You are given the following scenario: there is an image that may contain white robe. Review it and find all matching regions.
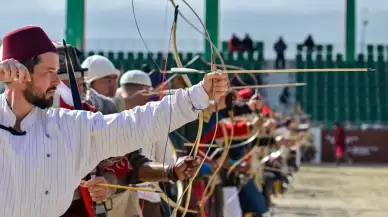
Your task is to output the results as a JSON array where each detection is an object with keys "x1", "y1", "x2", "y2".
[
  {"x1": 223, "y1": 187, "x2": 242, "y2": 217},
  {"x1": 0, "y1": 83, "x2": 208, "y2": 217}
]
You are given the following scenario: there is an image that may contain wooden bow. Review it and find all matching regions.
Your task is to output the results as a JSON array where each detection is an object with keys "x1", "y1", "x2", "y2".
[
  {"x1": 168, "y1": 5, "x2": 204, "y2": 217},
  {"x1": 167, "y1": 2, "x2": 237, "y2": 216},
  {"x1": 130, "y1": 1, "x2": 201, "y2": 214}
]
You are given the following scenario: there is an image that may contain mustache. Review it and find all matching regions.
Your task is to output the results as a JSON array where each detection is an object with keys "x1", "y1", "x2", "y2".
[{"x1": 46, "y1": 86, "x2": 57, "y2": 92}]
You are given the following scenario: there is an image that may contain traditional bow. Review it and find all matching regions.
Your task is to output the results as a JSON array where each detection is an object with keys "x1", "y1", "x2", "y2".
[
  {"x1": 130, "y1": 2, "x2": 209, "y2": 216},
  {"x1": 166, "y1": 2, "x2": 237, "y2": 216},
  {"x1": 132, "y1": 1, "x2": 371, "y2": 216},
  {"x1": 170, "y1": 6, "x2": 208, "y2": 217}
]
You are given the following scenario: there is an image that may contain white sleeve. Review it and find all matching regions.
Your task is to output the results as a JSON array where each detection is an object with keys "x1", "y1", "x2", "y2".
[
  {"x1": 149, "y1": 139, "x2": 175, "y2": 165},
  {"x1": 62, "y1": 83, "x2": 208, "y2": 176}
]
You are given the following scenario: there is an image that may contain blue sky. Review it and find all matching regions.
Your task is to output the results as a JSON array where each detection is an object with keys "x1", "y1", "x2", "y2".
[{"x1": 1, "y1": 0, "x2": 387, "y2": 58}]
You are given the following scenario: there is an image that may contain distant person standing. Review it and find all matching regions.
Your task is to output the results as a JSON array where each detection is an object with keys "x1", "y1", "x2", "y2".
[
  {"x1": 241, "y1": 33, "x2": 254, "y2": 52},
  {"x1": 334, "y1": 122, "x2": 346, "y2": 166},
  {"x1": 228, "y1": 33, "x2": 242, "y2": 52},
  {"x1": 303, "y1": 35, "x2": 315, "y2": 53},
  {"x1": 274, "y1": 37, "x2": 287, "y2": 69}
]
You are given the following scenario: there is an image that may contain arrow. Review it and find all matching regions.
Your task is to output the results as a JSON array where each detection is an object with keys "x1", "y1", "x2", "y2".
[{"x1": 167, "y1": 67, "x2": 372, "y2": 74}]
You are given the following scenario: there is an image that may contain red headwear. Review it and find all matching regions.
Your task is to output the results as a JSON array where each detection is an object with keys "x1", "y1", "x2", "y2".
[
  {"x1": 238, "y1": 88, "x2": 252, "y2": 100},
  {"x1": 1, "y1": 26, "x2": 56, "y2": 61}
]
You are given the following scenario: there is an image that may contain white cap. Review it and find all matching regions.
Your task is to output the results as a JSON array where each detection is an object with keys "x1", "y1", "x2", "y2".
[
  {"x1": 120, "y1": 70, "x2": 151, "y2": 87},
  {"x1": 275, "y1": 135, "x2": 284, "y2": 142},
  {"x1": 0, "y1": 45, "x2": 3, "y2": 60},
  {"x1": 82, "y1": 55, "x2": 119, "y2": 83}
]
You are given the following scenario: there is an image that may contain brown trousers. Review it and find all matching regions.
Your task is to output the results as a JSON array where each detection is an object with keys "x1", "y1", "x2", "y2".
[{"x1": 139, "y1": 200, "x2": 163, "y2": 217}]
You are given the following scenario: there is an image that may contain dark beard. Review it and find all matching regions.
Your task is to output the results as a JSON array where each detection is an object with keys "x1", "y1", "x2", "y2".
[{"x1": 23, "y1": 82, "x2": 55, "y2": 109}]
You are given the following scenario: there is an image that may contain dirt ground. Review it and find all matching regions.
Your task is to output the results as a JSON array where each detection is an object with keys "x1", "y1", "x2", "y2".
[{"x1": 271, "y1": 164, "x2": 388, "y2": 217}]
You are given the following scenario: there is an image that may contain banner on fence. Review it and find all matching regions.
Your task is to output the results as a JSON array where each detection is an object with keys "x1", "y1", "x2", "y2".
[{"x1": 321, "y1": 129, "x2": 388, "y2": 163}]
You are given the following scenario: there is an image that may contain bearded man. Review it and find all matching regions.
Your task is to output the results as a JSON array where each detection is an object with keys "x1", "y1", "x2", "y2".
[{"x1": 0, "y1": 25, "x2": 228, "y2": 217}]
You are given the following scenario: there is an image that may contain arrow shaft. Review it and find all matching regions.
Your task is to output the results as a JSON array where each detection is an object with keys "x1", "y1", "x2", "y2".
[
  {"x1": 95, "y1": 183, "x2": 162, "y2": 193},
  {"x1": 167, "y1": 68, "x2": 370, "y2": 74}
]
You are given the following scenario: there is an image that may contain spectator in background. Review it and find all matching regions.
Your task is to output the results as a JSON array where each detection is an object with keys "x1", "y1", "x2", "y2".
[
  {"x1": 303, "y1": 35, "x2": 315, "y2": 53},
  {"x1": 334, "y1": 122, "x2": 346, "y2": 166},
  {"x1": 241, "y1": 33, "x2": 254, "y2": 52},
  {"x1": 279, "y1": 87, "x2": 289, "y2": 105},
  {"x1": 82, "y1": 55, "x2": 124, "y2": 114},
  {"x1": 228, "y1": 33, "x2": 241, "y2": 52},
  {"x1": 82, "y1": 55, "x2": 119, "y2": 98},
  {"x1": 116, "y1": 70, "x2": 152, "y2": 108},
  {"x1": 274, "y1": 37, "x2": 287, "y2": 69},
  {"x1": 279, "y1": 87, "x2": 291, "y2": 114},
  {"x1": 82, "y1": 55, "x2": 150, "y2": 114}
]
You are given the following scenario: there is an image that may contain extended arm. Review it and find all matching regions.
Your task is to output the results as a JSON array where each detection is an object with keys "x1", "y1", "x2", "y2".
[
  {"x1": 138, "y1": 163, "x2": 172, "y2": 182},
  {"x1": 68, "y1": 83, "x2": 208, "y2": 176}
]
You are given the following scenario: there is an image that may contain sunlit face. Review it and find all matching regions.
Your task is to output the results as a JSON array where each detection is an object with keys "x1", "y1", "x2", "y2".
[
  {"x1": 122, "y1": 83, "x2": 152, "y2": 106},
  {"x1": 23, "y1": 52, "x2": 60, "y2": 109},
  {"x1": 255, "y1": 99, "x2": 262, "y2": 109},
  {"x1": 123, "y1": 83, "x2": 151, "y2": 95},
  {"x1": 287, "y1": 121, "x2": 296, "y2": 130},
  {"x1": 91, "y1": 74, "x2": 118, "y2": 97}
]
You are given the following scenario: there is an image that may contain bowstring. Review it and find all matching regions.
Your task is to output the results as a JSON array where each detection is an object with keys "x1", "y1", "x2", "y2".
[
  {"x1": 131, "y1": 0, "x2": 162, "y2": 73},
  {"x1": 170, "y1": 0, "x2": 227, "y2": 71},
  {"x1": 174, "y1": 2, "x2": 262, "y2": 207},
  {"x1": 167, "y1": 2, "x2": 225, "y2": 216},
  {"x1": 175, "y1": 2, "x2": 230, "y2": 215},
  {"x1": 171, "y1": 0, "x2": 226, "y2": 216},
  {"x1": 131, "y1": 0, "x2": 175, "y2": 216}
]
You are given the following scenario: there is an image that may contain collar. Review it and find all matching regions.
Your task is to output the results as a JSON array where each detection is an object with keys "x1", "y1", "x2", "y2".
[
  {"x1": 56, "y1": 81, "x2": 74, "y2": 106},
  {"x1": 1, "y1": 93, "x2": 38, "y2": 131}
]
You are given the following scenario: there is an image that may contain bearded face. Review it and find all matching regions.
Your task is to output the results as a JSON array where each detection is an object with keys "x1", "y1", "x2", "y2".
[
  {"x1": 18, "y1": 52, "x2": 61, "y2": 109},
  {"x1": 23, "y1": 78, "x2": 57, "y2": 109}
]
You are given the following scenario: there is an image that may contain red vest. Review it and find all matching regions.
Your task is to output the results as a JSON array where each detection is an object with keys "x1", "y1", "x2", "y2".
[{"x1": 201, "y1": 121, "x2": 250, "y2": 145}]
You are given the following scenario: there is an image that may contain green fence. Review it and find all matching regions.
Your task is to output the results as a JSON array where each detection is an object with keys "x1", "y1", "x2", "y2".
[
  {"x1": 295, "y1": 44, "x2": 388, "y2": 127},
  {"x1": 4, "y1": 35, "x2": 388, "y2": 126},
  {"x1": 82, "y1": 50, "x2": 264, "y2": 85}
]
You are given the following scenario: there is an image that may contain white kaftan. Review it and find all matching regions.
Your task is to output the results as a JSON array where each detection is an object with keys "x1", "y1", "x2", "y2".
[{"x1": 0, "y1": 83, "x2": 208, "y2": 217}]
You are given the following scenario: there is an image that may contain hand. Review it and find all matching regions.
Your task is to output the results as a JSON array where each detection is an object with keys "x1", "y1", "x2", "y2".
[
  {"x1": 206, "y1": 96, "x2": 227, "y2": 113},
  {"x1": 124, "y1": 89, "x2": 152, "y2": 109},
  {"x1": 208, "y1": 160, "x2": 219, "y2": 173},
  {"x1": 173, "y1": 156, "x2": 201, "y2": 180},
  {"x1": 202, "y1": 71, "x2": 229, "y2": 101},
  {"x1": 0, "y1": 59, "x2": 31, "y2": 83},
  {"x1": 80, "y1": 177, "x2": 110, "y2": 203},
  {"x1": 236, "y1": 161, "x2": 250, "y2": 173},
  {"x1": 248, "y1": 94, "x2": 262, "y2": 111},
  {"x1": 217, "y1": 95, "x2": 227, "y2": 110}
]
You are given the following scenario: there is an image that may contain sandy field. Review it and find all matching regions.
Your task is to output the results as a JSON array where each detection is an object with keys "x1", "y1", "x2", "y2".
[{"x1": 271, "y1": 164, "x2": 388, "y2": 217}]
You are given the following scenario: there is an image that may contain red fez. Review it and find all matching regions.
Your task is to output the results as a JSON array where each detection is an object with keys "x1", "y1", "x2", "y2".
[
  {"x1": 238, "y1": 88, "x2": 252, "y2": 100},
  {"x1": 262, "y1": 105, "x2": 271, "y2": 115},
  {"x1": 1, "y1": 26, "x2": 56, "y2": 61}
]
